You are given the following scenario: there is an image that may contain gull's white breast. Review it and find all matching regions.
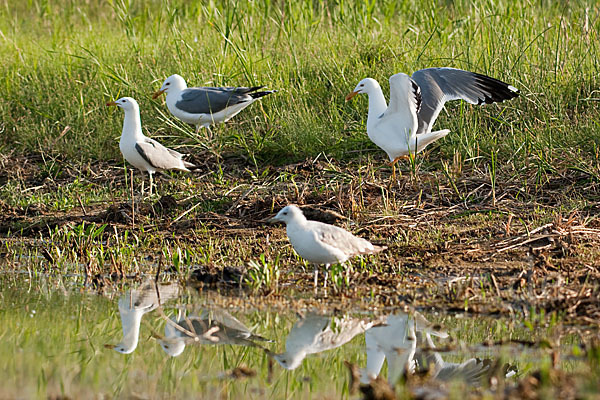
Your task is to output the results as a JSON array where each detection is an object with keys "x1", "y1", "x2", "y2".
[{"x1": 119, "y1": 136, "x2": 154, "y2": 173}]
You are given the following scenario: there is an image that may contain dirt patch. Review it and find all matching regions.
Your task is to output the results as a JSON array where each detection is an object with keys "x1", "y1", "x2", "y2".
[{"x1": 1, "y1": 152, "x2": 600, "y2": 326}]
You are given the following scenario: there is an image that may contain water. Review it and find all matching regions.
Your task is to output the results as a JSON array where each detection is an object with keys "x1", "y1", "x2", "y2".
[{"x1": 0, "y1": 275, "x2": 596, "y2": 399}]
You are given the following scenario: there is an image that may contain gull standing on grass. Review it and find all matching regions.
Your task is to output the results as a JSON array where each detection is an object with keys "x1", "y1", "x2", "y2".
[
  {"x1": 269, "y1": 205, "x2": 386, "y2": 287},
  {"x1": 346, "y1": 68, "x2": 519, "y2": 169},
  {"x1": 107, "y1": 97, "x2": 195, "y2": 196},
  {"x1": 152, "y1": 74, "x2": 276, "y2": 134}
]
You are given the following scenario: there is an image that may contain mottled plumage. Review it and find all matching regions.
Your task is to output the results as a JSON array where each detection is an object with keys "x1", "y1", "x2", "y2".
[{"x1": 269, "y1": 205, "x2": 386, "y2": 287}]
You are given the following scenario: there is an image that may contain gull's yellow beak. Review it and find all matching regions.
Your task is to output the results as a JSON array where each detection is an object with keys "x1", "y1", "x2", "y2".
[
  {"x1": 345, "y1": 91, "x2": 358, "y2": 101},
  {"x1": 152, "y1": 88, "x2": 166, "y2": 99},
  {"x1": 106, "y1": 101, "x2": 117, "y2": 106}
]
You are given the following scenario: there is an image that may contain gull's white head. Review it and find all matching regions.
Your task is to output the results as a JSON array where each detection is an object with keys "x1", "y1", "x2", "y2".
[
  {"x1": 345, "y1": 78, "x2": 380, "y2": 101},
  {"x1": 159, "y1": 338, "x2": 186, "y2": 357},
  {"x1": 273, "y1": 352, "x2": 305, "y2": 370},
  {"x1": 153, "y1": 74, "x2": 187, "y2": 99},
  {"x1": 159, "y1": 319, "x2": 186, "y2": 357},
  {"x1": 269, "y1": 205, "x2": 305, "y2": 225},
  {"x1": 107, "y1": 342, "x2": 137, "y2": 354},
  {"x1": 106, "y1": 97, "x2": 139, "y2": 112}
]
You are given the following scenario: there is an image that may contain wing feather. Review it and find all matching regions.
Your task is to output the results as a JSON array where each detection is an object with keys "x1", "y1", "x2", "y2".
[
  {"x1": 135, "y1": 139, "x2": 189, "y2": 171},
  {"x1": 313, "y1": 222, "x2": 384, "y2": 257},
  {"x1": 412, "y1": 67, "x2": 519, "y2": 134},
  {"x1": 175, "y1": 87, "x2": 258, "y2": 114}
]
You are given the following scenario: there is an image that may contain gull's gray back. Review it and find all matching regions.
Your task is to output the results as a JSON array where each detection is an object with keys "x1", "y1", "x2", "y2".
[{"x1": 176, "y1": 87, "x2": 253, "y2": 114}]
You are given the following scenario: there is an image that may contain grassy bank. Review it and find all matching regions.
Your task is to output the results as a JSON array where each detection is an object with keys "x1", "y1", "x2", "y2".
[{"x1": 0, "y1": 0, "x2": 597, "y2": 170}]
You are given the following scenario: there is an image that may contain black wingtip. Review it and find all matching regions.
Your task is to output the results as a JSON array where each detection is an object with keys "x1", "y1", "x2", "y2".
[
  {"x1": 249, "y1": 90, "x2": 277, "y2": 99},
  {"x1": 471, "y1": 72, "x2": 520, "y2": 105},
  {"x1": 247, "y1": 85, "x2": 266, "y2": 92},
  {"x1": 410, "y1": 79, "x2": 422, "y2": 113}
]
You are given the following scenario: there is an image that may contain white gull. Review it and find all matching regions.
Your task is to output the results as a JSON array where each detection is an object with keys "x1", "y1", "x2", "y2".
[
  {"x1": 107, "y1": 97, "x2": 195, "y2": 196},
  {"x1": 346, "y1": 67, "x2": 519, "y2": 165},
  {"x1": 269, "y1": 205, "x2": 386, "y2": 287},
  {"x1": 153, "y1": 74, "x2": 276, "y2": 133}
]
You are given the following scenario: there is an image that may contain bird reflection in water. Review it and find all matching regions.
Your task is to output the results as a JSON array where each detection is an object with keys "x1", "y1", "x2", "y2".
[{"x1": 159, "y1": 308, "x2": 273, "y2": 357}]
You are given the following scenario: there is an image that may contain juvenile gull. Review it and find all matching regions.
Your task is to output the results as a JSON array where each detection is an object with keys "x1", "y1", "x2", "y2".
[
  {"x1": 272, "y1": 313, "x2": 382, "y2": 370},
  {"x1": 346, "y1": 68, "x2": 519, "y2": 166},
  {"x1": 269, "y1": 205, "x2": 386, "y2": 287},
  {"x1": 107, "y1": 97, "x2": 195, "y2": 196},
  {"x1": 152, "y1": 74, "x2": 276, "y2": 133}
]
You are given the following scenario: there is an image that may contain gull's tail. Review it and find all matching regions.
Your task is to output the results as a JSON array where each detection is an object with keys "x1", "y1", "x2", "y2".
[
  {"x1": 415, "y1": 129, "x2": 451, "y2": 154},
  {"x1": 362, "y1": 244, "x2": 387, "y2": 255},
  {"x1": 183, "y1": 160, "x2": 196, "y2": 170}
]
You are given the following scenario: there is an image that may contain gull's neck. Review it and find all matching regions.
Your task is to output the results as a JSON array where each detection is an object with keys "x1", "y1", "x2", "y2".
[
  {"x1": 121, "y1": 106, "x2": 144, "y2": 140},
  {"x1": 117, "y1": 310, "x2": 144, "y2": 354},
  {"x1": 366, "y1": 85, "x2": 388, "y2": 131},
  {"x1": 288, "y1": 214, "x2": 308, "y2": 228}
]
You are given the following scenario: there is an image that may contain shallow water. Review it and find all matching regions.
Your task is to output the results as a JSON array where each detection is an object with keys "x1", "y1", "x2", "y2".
[{"x1": 0, "y1": 275, "x2": 596, "y2": 399}]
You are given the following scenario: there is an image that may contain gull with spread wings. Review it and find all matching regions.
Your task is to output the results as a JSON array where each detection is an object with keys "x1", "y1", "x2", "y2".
[{"x1": 346, "y1": 68, "x2": 519, "y2": 169}]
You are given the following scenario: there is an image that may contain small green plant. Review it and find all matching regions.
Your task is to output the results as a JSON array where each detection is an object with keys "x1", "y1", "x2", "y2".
[{"x1": 246, "y1": 254, "x2": 280, "y2": 291}]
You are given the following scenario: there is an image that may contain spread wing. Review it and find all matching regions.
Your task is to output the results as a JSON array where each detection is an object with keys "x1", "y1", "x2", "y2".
[
  {"x1": 387, "y1": 73, "x2": 422, "y2": 115},
  {"x1": 372, "y1": 73, "x2": 420, "y2": 146},
  {"x1": 175, "y1": 86, "x2": 261, "y2": 114},
  {"x1": 412, "y1": 67, "x2": 519, "y2": 134}
]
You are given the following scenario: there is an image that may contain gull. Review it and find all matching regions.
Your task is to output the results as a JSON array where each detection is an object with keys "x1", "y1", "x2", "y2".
[
  {"x1": 272, "y1": 313, "x2": 380, "y2": 370},
  {"x1": 159, "y1": 308, "x2": 272, "y2": 357},
  {"x1": 106, "y1": 279, "x2": 180, "y2": 354},
  {"x1": 360, "y1": 311, "x2": 448, "y2": 386},
  {"x1": 107, "y1": 97, "x2": 195, "y2": 196},
  {"x1": 346, "y1": 68, "x2": 519, "y2": 168},
  {"x1": 152, "y1": 74, "x2": 276, "y2": 134},
  {"x1": 414, "y1": 331, "x2": 517, "y2": 385},
  {"x1": 269, "y1": 205, "x2": 386, "y2": 287}
]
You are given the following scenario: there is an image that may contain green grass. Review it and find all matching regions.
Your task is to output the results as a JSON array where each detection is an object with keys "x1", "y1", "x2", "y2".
[
  {"x1": 1, "y1": 3, "x2": 599, "y2": 396},
  {"x1": 0, "y1": 0, "x2": 597, "y2": 169}
]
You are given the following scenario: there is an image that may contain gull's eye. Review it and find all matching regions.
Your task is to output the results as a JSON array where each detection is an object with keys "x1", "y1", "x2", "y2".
[
  {"x1": 164, "y1": 345, "x2": 169, "y2": 349},
  {"x1": 166, "y1": 82, "x2": 170, "y2": 86},
  {"x1": 360, "y1": 84, "x2": 364, "y2": 87},
  {"x1": 121, "y1": 100, "x2": 126, "y2": 103},
  {"x1": 282, "y1": 212, "x2": 288, "y2": 215}
]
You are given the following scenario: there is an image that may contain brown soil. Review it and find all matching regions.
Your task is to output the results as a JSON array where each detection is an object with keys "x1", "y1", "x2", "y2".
[{"x1": 1, "y1": 151, "x2": 600, "y2": 327}]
